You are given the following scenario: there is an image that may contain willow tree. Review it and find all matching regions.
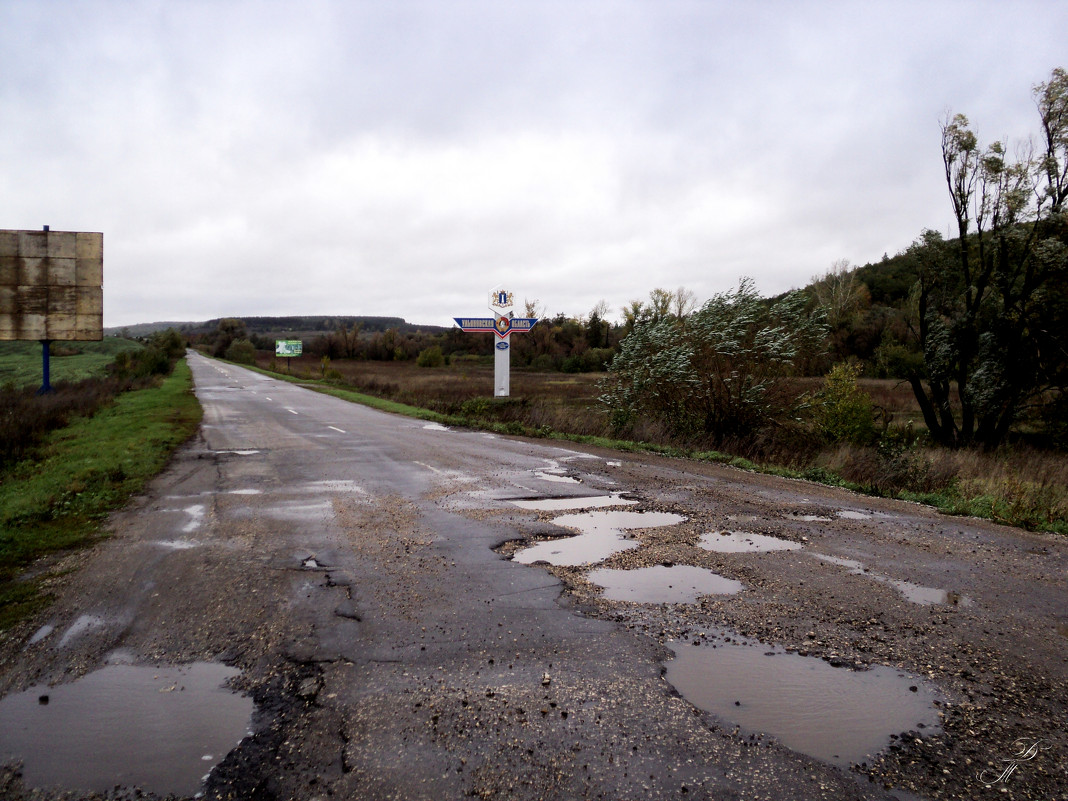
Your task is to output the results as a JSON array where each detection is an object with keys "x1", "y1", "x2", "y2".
[
  {"x1": 907, "y1": 68, "x2": 1068, "y2": 448},
  {"x1": 600, "y1": 278, "x2": 825, "y2": 443}
]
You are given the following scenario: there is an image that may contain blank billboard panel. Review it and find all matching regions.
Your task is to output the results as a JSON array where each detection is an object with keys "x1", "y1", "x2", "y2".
[{"x1": 0, "y1": 229, "x2": 103, "y2": 341}]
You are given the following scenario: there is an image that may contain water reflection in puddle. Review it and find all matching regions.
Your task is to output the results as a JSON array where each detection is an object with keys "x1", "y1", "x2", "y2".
[
  {"x1": 422, "y1": 423, "x2": 449, "y2": 431},
  {"x1": 587, "y1": 565, "x2": 742, "y2": 602},
  {"x1": 154, "y1": 539, "x2": 200, "y2": 550},
  {"x1": 511, "y1": 494, "x2": 637, "y2": 511},
  {"x1": 534, "y1": 471, "x2": 580, "y2": 484},
  {"x1": 698, "y1": 531, "x2": 803, "y2": 554},
  {"x1": 838, "y1": 510, "x2": 872, "y2": 520},
  {"x1": 811, "y1": 554, "x2": 972, "y2": 607},
  {"x1": 513, "y1": 510, "x2": 686, "y2": 566},
  {"x1": 0, "y1": 663, "x2": 253, "y2": 796},
  {"x1": 665, "y1": 642, "x2": 940, "y2": 766}
]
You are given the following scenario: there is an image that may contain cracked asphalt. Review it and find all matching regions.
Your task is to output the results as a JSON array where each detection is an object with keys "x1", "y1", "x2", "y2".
[{"x1": 0, "y1": 351, "x2": 1064, "y2": 801}]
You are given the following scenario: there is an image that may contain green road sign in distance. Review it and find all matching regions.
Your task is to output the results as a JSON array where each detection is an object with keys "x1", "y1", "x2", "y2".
[{"x1": 275, "y1": 340, "x2": 302, "y2": 357}]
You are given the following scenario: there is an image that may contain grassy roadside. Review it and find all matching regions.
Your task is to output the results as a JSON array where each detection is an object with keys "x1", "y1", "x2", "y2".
[
  {"x1": 0, "y1": 338, "x2": 144, "y2": 388},
  {"x1": 237, "y1": 358, "x2": 1068, "y2": 535},
  {"x1": 0, "y1": 360, "x2": 202, "y2": 629}
]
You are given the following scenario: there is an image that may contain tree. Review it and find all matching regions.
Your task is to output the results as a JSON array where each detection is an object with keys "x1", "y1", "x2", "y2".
[
  {"x1": 600, "y1": 278, "x2": 826, "y2": 442},
  {"x1": 906, "y1": 68, "x2": 1068, "y2": 448},
  {"x1": 211, "y1": 318, "x2": 247, "y2": 358}
]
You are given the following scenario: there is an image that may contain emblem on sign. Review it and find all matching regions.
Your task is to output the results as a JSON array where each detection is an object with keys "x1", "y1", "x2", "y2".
[{"x1": 490, "y1": 290, "x2": 514, "y2": 310}]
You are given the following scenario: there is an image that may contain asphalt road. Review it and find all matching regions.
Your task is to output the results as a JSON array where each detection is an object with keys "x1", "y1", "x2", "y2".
[{"x1": 0, "y1": 352, "x2": 1064, "y2": 800}]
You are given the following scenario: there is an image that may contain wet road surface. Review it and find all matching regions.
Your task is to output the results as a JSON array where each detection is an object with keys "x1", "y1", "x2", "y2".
[{"x1": 1, "y1": 351, "x2": 1065, "y2": 800}]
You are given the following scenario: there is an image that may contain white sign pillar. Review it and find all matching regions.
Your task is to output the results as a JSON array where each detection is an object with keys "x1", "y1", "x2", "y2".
[
  {"x1": 453, "y1": 286, "x2": 537, "y2": 400},
  {"x1": 494, "y1": 330, "x2": 510, "y2": 397},
  {"x1": 489, "y1": 286, "x2": 515, "y2": 398}
]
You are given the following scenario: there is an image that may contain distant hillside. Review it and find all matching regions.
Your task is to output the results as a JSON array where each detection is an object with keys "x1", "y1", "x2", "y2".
[{"x1": 106, "y1": 315, "x2": 450, "y2": 339}]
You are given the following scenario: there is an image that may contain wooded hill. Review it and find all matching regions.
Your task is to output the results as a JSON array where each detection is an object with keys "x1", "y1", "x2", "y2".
[{"x1": 107, "y1": 316, "x2": 449, "y2": 340}]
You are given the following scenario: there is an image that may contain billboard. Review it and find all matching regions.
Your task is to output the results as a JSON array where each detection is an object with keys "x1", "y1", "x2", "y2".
[
  {"x1": 0, "y1": 229, "x2": 103, "y2": 341},
  {"x1": 275, "y1": 340, "x2": 302, "y2": 357}
]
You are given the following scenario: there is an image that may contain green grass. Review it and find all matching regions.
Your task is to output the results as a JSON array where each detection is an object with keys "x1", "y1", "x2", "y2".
[
  {"x1": 0, "y1": 359, "x2": 202, "y2": 629},
  {"x1": 0, "y1": 338, "x2": 144, "y2": 388}
]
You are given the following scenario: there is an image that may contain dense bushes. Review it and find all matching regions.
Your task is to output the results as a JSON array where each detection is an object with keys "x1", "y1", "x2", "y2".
[{"x1": 599, "y1": 279, "x2": 826, "y2": 445}]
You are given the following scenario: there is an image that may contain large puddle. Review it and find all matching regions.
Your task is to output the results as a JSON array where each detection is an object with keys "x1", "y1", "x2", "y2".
[
  {"x1": 513, "y1": 510, "x2": 686, "y2": 566},
  {"x1": 698, "y1": 530, "x2": 803, "y2": 553},
  {"x1": 587, "y1": 565, "x2": 742, "y2": 603},
  {"x1": 665, "y1": 641, "x2": 941, "y2": 766},
  {"x1": 0, "y1": 662, "x2": 253, "y2": 796}
]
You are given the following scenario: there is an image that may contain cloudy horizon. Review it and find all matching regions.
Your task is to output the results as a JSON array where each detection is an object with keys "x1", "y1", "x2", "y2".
[{"x1": 2, "y1": 1, "x2": 1065, "y2": 328}]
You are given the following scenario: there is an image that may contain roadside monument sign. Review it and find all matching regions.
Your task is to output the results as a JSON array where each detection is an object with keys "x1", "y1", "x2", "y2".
[
  {"x1": 454, "y1": 285, "x2": 538, "y2": 397},
  {"x1": 0, "y1": 228, "x2": 104, "y2": 392}
]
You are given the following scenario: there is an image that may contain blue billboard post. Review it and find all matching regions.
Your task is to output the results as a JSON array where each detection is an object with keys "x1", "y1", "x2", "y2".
[{"x1": 454, "y1": 287, "x2": 538, "y2": 397}]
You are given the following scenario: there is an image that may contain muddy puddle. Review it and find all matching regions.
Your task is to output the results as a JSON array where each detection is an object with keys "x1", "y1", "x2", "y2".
[
  {"x1": 511, "y1": 493, "x2": 637, "y2": 511},
  {"x1": 665, "y1": 640, "x2": 941, "y2": 766},
  {"x1": 587, "y1": 565, "x2": 742, "y2": 603},
  {"x1": 0, "y1": 662, "x2": 253, "y2": 796},
  {"x1": 698, "y1": 530, "x2": 803, "y2": 553},
  {"x1": 534, "y1": 470, "x2": 580, "y2": 484},
  {"x1": 811, "y1": 554, "x2": 972, "y2": 607},
  {"x1": 513, "y1": 510, "x2": 686, "y2": 566}
]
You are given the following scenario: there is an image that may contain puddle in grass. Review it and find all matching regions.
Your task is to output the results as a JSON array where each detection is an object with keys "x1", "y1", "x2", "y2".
[
  {"x1": 811, "y1": 554, "x2": 972, "y2": 607},
  {"x1": 513, "y1": 510, "x2": 686, "y2": 566},
  {"x1": 665, "y1": 641, "x2": 940, "y2": 766},
  {"x1": 699, "y1": 531, "x2": 803, "y2": 554},
  {"x1": 587, "y1": 565, "x2": 742, "y2": 603},
  {"x1": 0, "y1": 663, "x2": 253, "y2": 796},
  {"x1": 511, "y1": 493, "x2": 637, "y2": 512}
]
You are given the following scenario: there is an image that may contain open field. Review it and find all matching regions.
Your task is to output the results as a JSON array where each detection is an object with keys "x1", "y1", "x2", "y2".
[{"x1": 0, "y1": 339, "x2": 143, "y2": 389}]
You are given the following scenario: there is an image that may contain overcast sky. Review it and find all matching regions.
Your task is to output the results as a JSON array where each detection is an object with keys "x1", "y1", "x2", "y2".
[{"x1": 2, "y1": 1, "x2": 1066, "y2": 328}]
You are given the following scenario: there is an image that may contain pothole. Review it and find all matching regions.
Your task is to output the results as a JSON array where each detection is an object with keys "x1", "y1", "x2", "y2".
[
  {"x1": 510, "y1": 493, "x2": 637, "y2": 511},
  {"x1": 811, "y1": 553, "x2": 972, "y2": 607},
  {"x1": 0, "y1": 662, "x2": 253, "y2": 796},
  {"x1": 587, "y1": 565, "x2": 742, "y2": 603},
  {"x1": 837, "y1": 510, "x2": 872, "y2": 520},
  {"x1": 698, "y1": 531, "x2": 804, "y2": 553},
  {"x1": 665, "y1": 640, "x2": 941, "y2": 766},
  {"x1": 533, "y1": 470, "x2": 581, "y2": 484},
  {"x1": 513, "y1": 510, "x2": 686, "y2": 566}
]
